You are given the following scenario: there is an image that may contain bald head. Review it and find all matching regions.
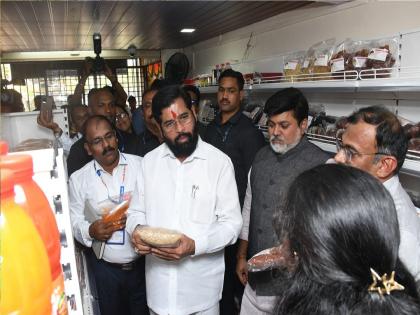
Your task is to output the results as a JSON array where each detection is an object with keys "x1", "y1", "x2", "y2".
[{"x1": 87, "y1": 88, "x2": 116, "y2": 122}]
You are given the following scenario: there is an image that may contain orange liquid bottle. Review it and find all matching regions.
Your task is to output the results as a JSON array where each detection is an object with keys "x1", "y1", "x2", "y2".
[
  {"x1": 0, "y1": 169, "x2": 52, "y2": 315},
  {"x1": 0, "y1": 140, "x2": 8, "y2": 155},
  {"x1": 0, "y1": 154, "x2": 68, "y2": 314}
]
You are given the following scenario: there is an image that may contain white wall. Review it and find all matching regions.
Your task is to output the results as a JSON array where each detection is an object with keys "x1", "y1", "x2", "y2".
[{"x1": 184, "y1": 1, "x2": 420, "y2": 76}]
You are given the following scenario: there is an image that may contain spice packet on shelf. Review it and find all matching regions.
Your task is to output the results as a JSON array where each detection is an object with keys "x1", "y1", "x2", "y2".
[
  {"x1": 247, "y1": 243, "x2": 297, "y2": 273},
  {"x1": 311, "y1": 38, "x2": 335, "y2": 81},
  {"x1": 283, "y1": 51, "x2": 305, "y2": 82},
  {"x1": 134, "y1": 226, "x2": 183, "y2": 248}
]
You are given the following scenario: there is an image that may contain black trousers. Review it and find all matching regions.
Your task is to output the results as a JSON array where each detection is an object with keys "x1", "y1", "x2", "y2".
[
  {"x1": 220, "y1": 242, "x2": 244, "y2": 315},
  {"x1": 85, "y1": 249, "x2": 148, "y2": 315}
]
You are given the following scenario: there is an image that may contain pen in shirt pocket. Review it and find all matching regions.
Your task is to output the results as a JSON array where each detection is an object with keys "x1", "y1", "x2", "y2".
[{"x1": 191, "y1": 185, "x2": 199, "y2": 199}]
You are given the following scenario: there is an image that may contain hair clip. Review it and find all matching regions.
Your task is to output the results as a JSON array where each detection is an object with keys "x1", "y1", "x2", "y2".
[{"x1": 368, "y1": 268, "x2": 404, "y2": 296}]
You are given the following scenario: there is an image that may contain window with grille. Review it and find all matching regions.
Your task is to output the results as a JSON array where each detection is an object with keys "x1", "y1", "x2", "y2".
[{"x1": 1, "y1": 59, "x2": 145, "y2": 111}]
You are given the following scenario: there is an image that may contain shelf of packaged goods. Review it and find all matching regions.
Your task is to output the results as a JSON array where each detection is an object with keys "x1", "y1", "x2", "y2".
[{"x1": 199, "y1": 67, "x2": 420, "y2": 94}]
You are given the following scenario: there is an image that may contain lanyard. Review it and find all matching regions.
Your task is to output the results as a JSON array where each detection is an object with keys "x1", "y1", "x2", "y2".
[{"x1": 94, "y1": 158, "x2": 127, "y2": 204}]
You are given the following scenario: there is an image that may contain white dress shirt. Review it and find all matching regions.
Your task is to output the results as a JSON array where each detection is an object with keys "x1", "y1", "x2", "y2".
[
  {"x1": 383, "y1": 175, "x2": 420, "y2": 281},
  {"x1": 126, "y1": 138, "x2": 243, "y2": 315},
  {"x1": 239, "y1": 170, "x2": 252, "y2": 241},
  {"x1": 59, "y1": 132, "x2": 81, "y2": 155},
  {"x1": 69, "y1": 152, "x2": 142, "y2": 264}
]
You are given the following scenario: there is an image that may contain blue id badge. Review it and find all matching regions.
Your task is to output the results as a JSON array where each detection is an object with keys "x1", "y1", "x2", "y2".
[
  {"x1": 106, "y1": 229, "x2": 125, "y2": 245},
  {"x1": 119, "y1": 186, "x2": 125, "y2": 203}
]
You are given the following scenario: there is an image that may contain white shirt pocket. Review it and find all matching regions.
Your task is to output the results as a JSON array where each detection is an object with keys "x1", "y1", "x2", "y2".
[{"x1": 189, "y1": 182, "x2": 215, "y2": 224}]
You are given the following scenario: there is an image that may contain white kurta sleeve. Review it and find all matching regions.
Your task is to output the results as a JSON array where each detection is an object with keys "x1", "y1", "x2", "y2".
[
  {"x1": 239, "y1": 170, "x2": 252, "y2": 241},
  {"x1": 194, "y1": 158, "x2": 243, "y2": 256},
  {"x1": 126, "y1": 159, "x2": 147, "y2": 234}
]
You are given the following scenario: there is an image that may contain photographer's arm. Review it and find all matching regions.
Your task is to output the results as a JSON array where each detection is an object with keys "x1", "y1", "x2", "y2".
[
  {"x1": 104, "y1": 63, "x2": 127, "y2": 105},
  {"x1": 72, "y1": 60, "x2": 92, "y2": 106}
]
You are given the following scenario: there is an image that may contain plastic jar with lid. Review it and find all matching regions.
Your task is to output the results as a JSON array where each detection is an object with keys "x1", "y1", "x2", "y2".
[
  {"x1": 0, "y1": 154, "x2": 68, "y2": 314},
  {"x1": 0, "y1": 169, "x2": 53, "y2": 315}
]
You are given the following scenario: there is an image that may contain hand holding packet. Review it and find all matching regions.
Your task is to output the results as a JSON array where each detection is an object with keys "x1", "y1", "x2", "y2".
[
  {"x1": 98, "y1": 192, "x2": 132, "y2": 224},
  {"x1": 247, "y1": 242, "x2": 297, "y2": 273}
]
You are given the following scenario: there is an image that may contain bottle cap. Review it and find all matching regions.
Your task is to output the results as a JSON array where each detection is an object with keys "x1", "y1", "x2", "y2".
[
  {"x1": 0, "y1": 140, "x2": 9, "y2": 155},
  {"x1": 0, "y1": 154, "x2": 34, "y2": 182}
]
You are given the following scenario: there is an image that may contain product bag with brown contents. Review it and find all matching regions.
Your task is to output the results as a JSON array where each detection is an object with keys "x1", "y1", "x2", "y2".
[
  {"x1": 330, "y1": 39, "x2": 356, "y2": 80},
  {"x1": 247, "y1": 240, "x2": 297, "y2": 273},
  {"x1": 363, "y1": 37, "x2": 398, "y2": 79},
  {"x1": 300, "y1": 47, "x2": 316, "y2": 81},
  {"x1": 350, "y1": 40, "x2": 371, "y2": 77},
  {"x1": 283, "y1": 51, "x2": 305, "y2": 82},
  {"x1": 311, "y1": 38, "x2": 335, "y2": 81}
]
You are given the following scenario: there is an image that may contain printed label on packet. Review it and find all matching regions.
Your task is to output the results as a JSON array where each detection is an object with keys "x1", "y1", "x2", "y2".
[
  {"x1": 368, "y1": 48, "x2": 388, "y2": 61},
  {"x1": 314, "y1": 55, "x2": 329, "y2": 66},
  {"x1": 331, "y1": 58, "x2": 345, "y2": 72},
  {"x1": 284, "y1": 60, "x2": 298, "y2": 70},
  {"x1": 353, "y1": 56, "x2": 368, "y2": 68}
]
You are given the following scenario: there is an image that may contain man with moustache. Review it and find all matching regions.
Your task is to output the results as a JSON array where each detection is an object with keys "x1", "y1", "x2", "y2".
[
  {"x1": 334, "y1": 106, "x2": 420, "y2": 281},
  {"x1": 69, "y1": 115, "x2": 148, "y2": 315},
  {"x1": 203, "y1": 69, "x2": 265, "y2": 314},
  {"x1": 127, "y1": 85, "x2": 243, "y2": 315},
  {"x1": 67, "y1": 87, "x2": 141, "y2": 176},
  {"x1": 236, "y1": 88, "x2": 329, "y2": 314},
  {"x1": 136, "y1": 86, "x2": 164, "y2": 156}
]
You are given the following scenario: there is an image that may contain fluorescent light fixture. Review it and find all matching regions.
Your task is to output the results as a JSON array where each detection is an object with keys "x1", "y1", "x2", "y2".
[{"x1": 180, "y1": 28, "x2": 195, "y2": 33}]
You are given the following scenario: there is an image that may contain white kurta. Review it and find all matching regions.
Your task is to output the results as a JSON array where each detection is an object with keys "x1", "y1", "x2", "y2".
[
  {"x1": 384, "y1": 175, "x2": 420, "y2": 281},
  {"x1": 127, "y1": 138, "x2": 243, "y2": 315}
]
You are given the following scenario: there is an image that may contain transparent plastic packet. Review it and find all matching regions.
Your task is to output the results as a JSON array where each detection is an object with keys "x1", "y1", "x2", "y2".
[
  {"x1": 283, "y1": 51, "x2": 305, "y2": 82},
  {"x1": 311, "y1": 38, "x2": 335, "y2": 81},
  {"x1": 350, "y1": 39, "x2": 371, "y2": 77},
  {"x1": 329, "y1": 38, "x2": 355, "y2": 80},
  {"x1": 247, "y1": 241, "x2": 297, "y2": 273},
  {"x1": 363, "y1": 37, "x2": 398, "y2": 79},
  {"x1": 134, "y1": 226, "x2": 183, "y2": 248},
  {"x1": 300, "y1": 46, "x2": 317, "y2": 81},
  {"x1": 98, "y1": 191, "x2": 132, "y2": 224}
]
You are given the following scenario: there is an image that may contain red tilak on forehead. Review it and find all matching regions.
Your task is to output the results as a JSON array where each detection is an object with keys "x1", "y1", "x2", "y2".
[{"x1": 171, "y1": 110, "x2": 177, "y2": 119}]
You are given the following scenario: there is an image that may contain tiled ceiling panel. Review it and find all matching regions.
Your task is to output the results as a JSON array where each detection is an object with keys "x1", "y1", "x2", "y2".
[{"x1": 0, "y1": 1, "x2": 317, "y2": 53}]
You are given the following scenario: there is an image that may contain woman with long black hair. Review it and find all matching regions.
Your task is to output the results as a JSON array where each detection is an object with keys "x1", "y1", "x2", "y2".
[{"x1": 274, "y1": 164, "x2": 420, "y2": 314}]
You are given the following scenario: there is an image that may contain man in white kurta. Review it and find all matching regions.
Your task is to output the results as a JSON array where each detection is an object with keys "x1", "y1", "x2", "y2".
[{"x1": 127, "y1": 85, "x2": 242, "y2": 315}]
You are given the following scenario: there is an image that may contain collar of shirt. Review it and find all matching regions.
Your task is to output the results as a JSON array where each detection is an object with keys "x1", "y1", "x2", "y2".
[
  {"x1": 160, "y1": 137, "x2": 207, "y2": 162},
  {"x1": 383, "y1": 174, "x2": 399, "y2": 193},
  {"x1": 93, "y1": 151, "x2": 128, "y2": 174},
  {"x1": 214, "y1": 109, "x2": 242, "y2": 126}
]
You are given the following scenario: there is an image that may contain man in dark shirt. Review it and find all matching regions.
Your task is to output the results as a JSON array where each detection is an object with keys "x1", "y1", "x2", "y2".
[
  {"x1": 183, "y1": 85, "x2": 206, "y2": 137},
  {"x1": 67, "y1": 88, "x2": 140, "y2": 177},
  {"x1": 203, "y1": 69, "x2": 265, "y2": 315}
]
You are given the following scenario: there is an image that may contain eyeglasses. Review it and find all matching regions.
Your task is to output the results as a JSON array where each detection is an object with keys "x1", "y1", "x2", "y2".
[
  {"x1": 87, "y1": 131, "x2": 116, "y2": 146},
  {"x1": 162, "y1": 112, "x2": 194, "y2": 131},
  {"x1": 335, "y1": 130, "x2": 388, "y2": 163},
  {"x1": 115, "y1": 112, "x2": 128, "y2": 122}
]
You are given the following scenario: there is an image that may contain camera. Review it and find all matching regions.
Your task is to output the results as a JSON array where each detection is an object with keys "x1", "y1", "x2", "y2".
[{"x1": 92, "y1": 33, "x2": 105, "y2": 73}]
